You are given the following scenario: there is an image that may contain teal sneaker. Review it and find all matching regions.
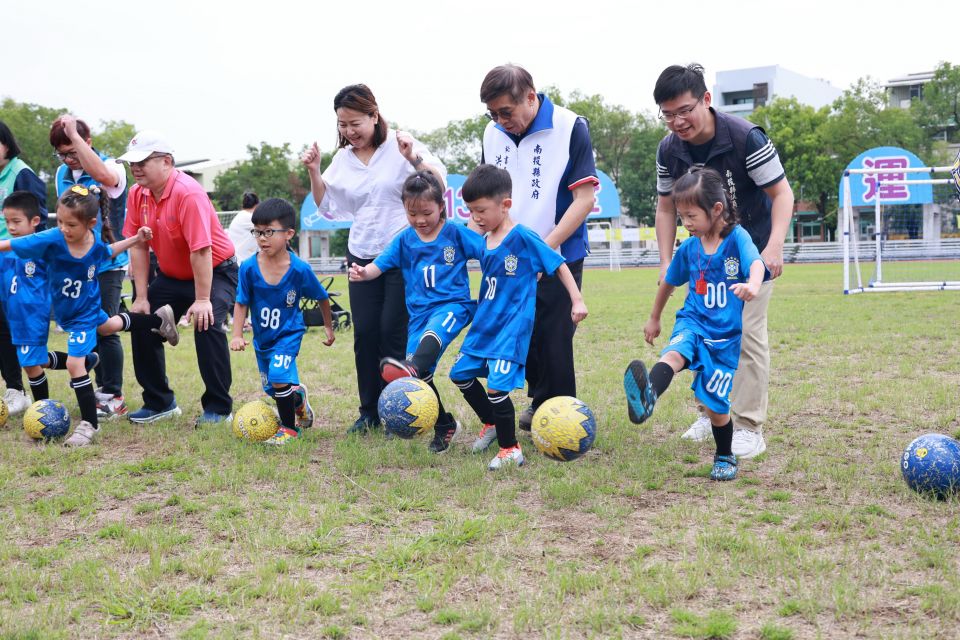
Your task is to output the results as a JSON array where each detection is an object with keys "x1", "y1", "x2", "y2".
[
  {"x1": 710, "y1": 454, "x2": 739, "y2": 481},
  {"x1": 624, "y1": 360, "x2": 658, "y2": 424}
]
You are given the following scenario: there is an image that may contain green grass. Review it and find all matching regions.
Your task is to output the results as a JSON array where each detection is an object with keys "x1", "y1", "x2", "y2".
[{"x1": 1, "y1": 263, "x2": 960, "y2": 638}]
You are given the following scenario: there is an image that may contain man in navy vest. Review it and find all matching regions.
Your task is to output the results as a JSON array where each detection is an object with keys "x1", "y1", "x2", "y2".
[
  {"x1": 479, "y1": 64, "x2": 598, "y2": 429},
  {"x1": 653, "y1": 64, "x2": 794, "y2": 458},
  {"x1": 50, "y1": 115, "x2": 130, "y2": 419}
]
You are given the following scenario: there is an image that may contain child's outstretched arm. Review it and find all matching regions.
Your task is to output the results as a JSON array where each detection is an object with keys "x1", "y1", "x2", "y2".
[
  {"x1": 109, "y1": 226, "x2": 152, "y2": 258},
  {"x1": 730, "y1": 259, "x2": 765, "y2": 301},
  {"x1": 316, "y1": 298, "x2": 336, "y2": 346},
  {"x1": 348, "y1": 262, "x2": 382, "y2": 282},
  {"x1": 645, "y1": 280, "x2": 676, "y2": 345},
  {"x1": 556, "y1": 263, "x2": 588, "y2": 324},
  {"x1": 230, "y1": 303, "x2": 249, "y2": 351},
  {"x1": 0, "y1": 240, "x2": 10, "y2": 253}
]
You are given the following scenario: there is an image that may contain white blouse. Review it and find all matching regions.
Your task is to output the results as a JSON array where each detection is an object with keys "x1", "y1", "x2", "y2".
[{"x1": 318, "y1": 130, "x2": 446, "y2": 259}]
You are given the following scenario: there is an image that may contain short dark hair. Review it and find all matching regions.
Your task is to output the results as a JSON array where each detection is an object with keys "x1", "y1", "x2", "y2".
[
  {"x1": 653, "y1": 63, "x2": 708, "y2": 105},
  {"x1": 480, "y1": 64, "x2": 535, "y2": 104},
  {"x1": 241, "y1": 191, "x2": 260, "y2": 210},
  {"x1": 2, "y1": 190, "x2": 42, "y2": 221},
  {"x1": 672, "y1": 166, "x2": 739, "y2": 237},
  {"x1": 251, "y1": 197, "x2": 296, "y2": 229},
  {"x1": 49, "y1": 116, "x2": 92, "y2": 148},
  {"x1": 401, "y1": 171, "x2": 446, "y2": 216},
  {"x1": 0, "y1": 120, "x2": 22, "y2": 159},
  {"x1": 333, "y1": 84, "x2": 388, "y2": 150},
  {"x1": 462, "y1": 165, "x2": 512, "y2": 203}
]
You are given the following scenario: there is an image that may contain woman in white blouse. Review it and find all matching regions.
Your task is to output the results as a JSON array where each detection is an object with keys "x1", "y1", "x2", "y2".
[{"x1": 302, "y1": 84, "x2": 446, "y2": 434}]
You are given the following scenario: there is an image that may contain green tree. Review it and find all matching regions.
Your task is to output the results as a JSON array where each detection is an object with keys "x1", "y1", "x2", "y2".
[
  {"x1": 213, "y1": 142, "x2": 309, "y2": 210},
  {"x1": 617, "y1": 115, "x2": 666, "y2": 225},
  {"x1": 913, "y1": 61, "x2": 960, "y2": 143},
  {"x1": 563, "y1": 91, "x2": 638, "y2": 185},
  {"x1": 92, "y1": 120, "x2": 137, "y2": 159},
  {"x1": 416, "y1": 116, "x2": 487, "y2": 175}
]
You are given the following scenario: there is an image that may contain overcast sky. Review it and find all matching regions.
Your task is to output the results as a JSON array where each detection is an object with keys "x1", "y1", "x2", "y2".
[{"x1": 6, "y1": 0, "x2": 952, "y2": 162}]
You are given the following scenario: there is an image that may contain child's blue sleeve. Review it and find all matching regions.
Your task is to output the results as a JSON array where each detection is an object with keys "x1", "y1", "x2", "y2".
[
  {"x1": 664, "y1": 241, "x2": 690, "y2": 287},
  {"x1": 373, "y1": 233, "x2": 403, "y2": 272},
  {"x1": 236, "y1": 262, "x2": 252, "y2": 306},
  {"x1": 525, "y1": 228, "x2": 565, "y2": 276},
  {"x1": 733, "y1": 226, "x2": 768, "y2": 281},
  {"x1": 458, "y1": 225, "x2": 485, "y2": 260},
  {"x1": 9, "y1": 228, "x2": 57, "y2": 260},
  {"x1": 300, "y1": 263, "x2": 329, "y2": 301}
]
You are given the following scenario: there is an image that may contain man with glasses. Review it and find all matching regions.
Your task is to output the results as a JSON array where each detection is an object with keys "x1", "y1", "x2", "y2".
[
  {"x1": 49, "y1": 115, "x2": 131, "y2": 419},
  {"x1": 119, "y1": 131, "x2": 238, "y2": 426},
  {"x1": 653, "y1": 63, "x2": 794, "y2": 458},
  {"x1": 479, "y1": 64, "x2": 598, "y2": 433}
]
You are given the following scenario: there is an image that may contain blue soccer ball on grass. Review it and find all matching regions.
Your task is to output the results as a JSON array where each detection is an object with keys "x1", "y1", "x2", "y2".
[
  {"x1": 377, "y1": 377, "x2": 439, "y2": 439},
  {"x1": 23, "y1": 400, "x2": 71, "y2": 441},
  {"x1": 902, "y1": 433, "x2": 960, "y2": 498}
]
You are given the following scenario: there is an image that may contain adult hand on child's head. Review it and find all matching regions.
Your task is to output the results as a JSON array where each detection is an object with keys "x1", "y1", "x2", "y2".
[
  {"x1": 229, "y1": 336, "x2": 247, "y2": 351},
  {"x1": 300, "y1": 142, "x2": 322, "y2": 172},
  {"x1": 187, "y1": 299, "x2": 214, "y2": 332},
  {"x1": 323, "y1": 326, "x2": 336, "y2": 346}
]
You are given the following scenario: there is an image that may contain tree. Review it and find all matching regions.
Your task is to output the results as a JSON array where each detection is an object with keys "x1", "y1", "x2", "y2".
[
  {"x1": 617, "y1": 115, "x2": 666, "y2": 225},
  {"x1": 913, "y1": 61, "x2": 960, "y2": 143},
  {"x1": 93, "y1": 120, "x2": 137, "y2": 159},
  {"x1": 213, "y1": 142, "x2": 309, "y2": 210},
  {"x1": 415, "y1": 116, "x2": 487, "y2": 175}
]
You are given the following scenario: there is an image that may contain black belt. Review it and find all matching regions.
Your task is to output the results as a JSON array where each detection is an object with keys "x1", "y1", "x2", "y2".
[{"x1": 214, "y1": 256, "x2": 238, "y2": 271}]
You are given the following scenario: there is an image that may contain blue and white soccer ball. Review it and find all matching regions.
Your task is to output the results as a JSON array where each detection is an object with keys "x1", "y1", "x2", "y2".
[
  {"x1": 23, "y1": 399, "x2": 71, "y2": 440},
  {"x1": 531, "y1": 396, "x2": 597, "y2": 462},
  {"x1": 902, "y1": 433, "x2": 960, "y2": 498},
  {"x1": 377, "y1": 377, "x2": 439, "y2": 439}
]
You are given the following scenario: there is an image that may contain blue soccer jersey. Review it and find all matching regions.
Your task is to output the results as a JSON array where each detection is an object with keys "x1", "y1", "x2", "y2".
[
  {"x1": 0, "y1": 252, "x2": 51, "y2": 346},
  {"x1": 374, "y1": 222, "x2": 484, "y2": 324},
  {"x1": 664, "y1": 225, "x2": 765, "y2": 341},
  {"x1": 10, "y1": 228, "x2": 111, "y2": 332},
  {"x1": 236, "y1": 251, "x2": 329, "y2": 353},
  {"x1": 460, "y1": 224, "x2": 565, "y2": 363}
]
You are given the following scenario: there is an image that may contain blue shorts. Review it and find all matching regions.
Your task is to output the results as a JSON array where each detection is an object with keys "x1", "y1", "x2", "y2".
[
  {"x1": 16, "y1": 344, "x2": 48, "y2": 367},
  {"x1": 449, "y1": 352, "x2": 526, "y2": 392},
  {"x1": 406, "y1": 303, "x2": 475, "y2": 376},
  {"x1": 256, "y1": 349, "x2": 300, "y2": 394},
  {"x1": 63, "y1": 310, "x2": 109, "y2": 358},
  {"x1": 662, "y1": 323, "x2": 741, "y2": 415}
]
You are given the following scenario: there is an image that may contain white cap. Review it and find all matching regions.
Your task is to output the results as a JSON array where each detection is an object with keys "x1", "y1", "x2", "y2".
[{"x1": 118, "y1": 130, "x2": 175, "y2": 162}]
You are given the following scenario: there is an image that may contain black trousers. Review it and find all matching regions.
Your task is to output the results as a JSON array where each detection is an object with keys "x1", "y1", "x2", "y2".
[
  {"x1": 95, "y1": 269, "x2": 125, "y2": 396},
  {"x1": 0, "y1": 302, "x2": 23, "y2": 392},
  {"x1": 525, "y1": 258, "x2": 584, "y2": 409},
  {"x1": 130, "y1": 261, "x2": 238, "y2": 415},
  {"x1": 347, "y1": 251, "x2": 407, "y2": 419}
]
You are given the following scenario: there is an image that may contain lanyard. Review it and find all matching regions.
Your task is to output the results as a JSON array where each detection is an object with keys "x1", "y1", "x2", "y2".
[{"x1": 695, "y1": 241, "x2": 714, "y2": 295}]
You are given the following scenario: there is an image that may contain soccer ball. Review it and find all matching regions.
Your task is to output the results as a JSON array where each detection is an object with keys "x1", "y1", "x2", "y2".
[
  {"x1": 531, "y1": 396, "x2": 597, "y2": 462},
  {"x1": 232, "y1": 400, "x2": 280, "y2": 442},
  {"x1": 23, "y1": 400, "x2": 71, "y2": 440},
  {"x1": 377, "y1": 377, "x2": 438, "y2": 439},
  {"x1": 902, "y1": 433, "x2": 960, "y2": 498},
  {"x1": 0, "y1": 399, "x2": 7, "y2": 428}
]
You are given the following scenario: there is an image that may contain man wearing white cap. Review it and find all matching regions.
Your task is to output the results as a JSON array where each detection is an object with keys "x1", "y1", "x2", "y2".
[{"x1": 119, "y1": 131, "x2": 238, "y2": 425}]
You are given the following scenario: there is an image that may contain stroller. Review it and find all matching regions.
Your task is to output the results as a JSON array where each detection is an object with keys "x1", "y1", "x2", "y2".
[{"x1": 302, "y1": 276, "x2": 351, "y2": 331}]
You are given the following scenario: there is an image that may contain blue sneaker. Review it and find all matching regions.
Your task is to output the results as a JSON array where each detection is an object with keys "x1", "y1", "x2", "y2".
[
  {"x1": 128, "y1": 402, "x2": 182, "y2": 424},
  {"x1": 346, "y1": 415, "x2": 379, "y2": 435},
  {"x1": 195, "y1": 411, "x2": 233, "y2": 427},
  {"x1": 710, "y1": 454, "x2": 739, "y2": 481},
  {"x1": 624, "y1": 360, "x2": 658, "y2": 424}
]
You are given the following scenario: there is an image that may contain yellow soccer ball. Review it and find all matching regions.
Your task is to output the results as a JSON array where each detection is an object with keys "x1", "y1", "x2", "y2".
[
  {"x1": 23, "y1": 399, "x2": 71, "y2": 440},
  {"x1": 531, "y1": 396, "x2": 597, "y2": 462},
  {"x1": 232, "y1": 400, "x2": 280, "y2": 442},
  {"x1": 377, "y1": 377, "x2": 439, "y2": 438},
  {"x1": 0, "y1": 398, "x2": 8, "y2": 428}
]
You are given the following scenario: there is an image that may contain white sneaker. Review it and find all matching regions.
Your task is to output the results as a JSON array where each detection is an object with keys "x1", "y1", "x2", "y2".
[
  {"x1": 731, "y1": 429, "x2": 767, "y2": 459},
  {"x1": 64, "y1": 421, "x2": 98, "y2": 447},
  {"x1": 488, "y1": 445, "x2": 525, "y2": 471},
  {"x1": 681, "y1": 415, "x2": 712, "y2": 442},
  {"x1": 471, "y1": 423, "x2": 497, "y2": 453},
  {"x1": 4, "y1": 388, "x2": 30, "y2": 416}
]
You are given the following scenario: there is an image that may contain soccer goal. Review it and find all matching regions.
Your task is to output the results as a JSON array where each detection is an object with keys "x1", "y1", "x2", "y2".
[{"x1": 841, "y1": 153, "x2": 960, "y2": 294}]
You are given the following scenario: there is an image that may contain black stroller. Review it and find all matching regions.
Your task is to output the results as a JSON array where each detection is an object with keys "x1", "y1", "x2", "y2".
[{"x1": 302, "y1": 276, "x2": 351, "y2": 331}]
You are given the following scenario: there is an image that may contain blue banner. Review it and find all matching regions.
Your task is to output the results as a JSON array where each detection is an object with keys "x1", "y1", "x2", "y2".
[
  {"x1": 839, "y1": 146, "x2": 933, "y2": 207},
  {"x1": 300, "y1": 169, "x2": 620, "y2": 231}
]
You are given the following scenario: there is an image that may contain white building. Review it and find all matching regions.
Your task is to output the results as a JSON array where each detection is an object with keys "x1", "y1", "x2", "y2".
[
  {"x1": 176, "y1": 158, "x2": 241, "y2": 195},
  {"x1": 712, "y1": 65, "x2": 843, "y2": 117}
]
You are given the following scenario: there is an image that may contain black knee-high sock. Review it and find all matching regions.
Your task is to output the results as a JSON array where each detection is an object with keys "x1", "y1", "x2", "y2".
[
  {"x1": 713, "y1": 419, "x2": 734, "y2": 457},
  {"x1": 411, "y1": 333, "x2": 442, "y2": 377},
  {"x1": 453, "y1": 378, "x2": 495, "y2": 424},
  {"x1": 28, "y1": 373, "x2": 48, "y2": 401},
  {"x1": 47, "y1": 351, "x2": 69, "y2": 370},
  {"x1": 489, "y1": 390, "x2": 516, "y2": 449},
  {"x1": 274, "y1": 384, "x2": 297, "y2": 431},
  {"x1": 649, "y1": 362, "x2": 675, "y2": 397},
  {"x1": 118, "y1": 312, "x2": 162, "y2": 332},
  {"x1": 71, "y1": 375, "x2": 98, "y2": 429}
]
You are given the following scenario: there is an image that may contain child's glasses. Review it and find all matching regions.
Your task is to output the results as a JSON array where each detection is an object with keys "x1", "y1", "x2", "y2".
[{"x1": 250, "y1": 228, "x2": 290, "y2": 238}]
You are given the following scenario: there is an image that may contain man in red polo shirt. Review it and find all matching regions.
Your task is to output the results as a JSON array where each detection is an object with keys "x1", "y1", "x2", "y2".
[{"x1": 120, "y1": 131, "x2": 238, "y2": 425}]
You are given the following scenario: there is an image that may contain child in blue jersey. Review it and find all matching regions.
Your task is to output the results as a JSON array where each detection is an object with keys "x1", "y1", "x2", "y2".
[
  {"x1": 450, "y1": 165, "x2": 588, "y2": 471},
  {"x1": 349, "y1": 171, "x2": 485, "y2": 453},
  {"x1": 230, "y1": 198, "x2": 335, "y2": 445},
  {"x1": 624, "y1": 167, "x2": 766, "y2": 481},
  {"x1": 0, "y1": 185, "x2": 177, "y2": 446}
]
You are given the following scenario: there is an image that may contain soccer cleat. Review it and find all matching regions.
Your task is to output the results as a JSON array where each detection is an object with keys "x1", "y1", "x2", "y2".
[
  {"x1": 128, "y1": 402, "x2": 182, "y2": 424},
  {"x1": 471, "y1": 423, "x2": 498, "y2": 453},
  {"x1": 346, "y1": 415, "x2": 379, "y2": 435},
  {"x1": 3, "y1": 388, "x2": 30, "y2": 416},
  {"x1": 84, "y1": 352, "x2": 101, "y2": 373},
  {"x1": 518, "y1": 406, "x2": 535, "y2": 432},
  {"x1": 429, "y1": 418, "x2": 461, "y2": 454},
  {"x1": 623, "y1": 360, "x2": 658, "y2": 424},
  {"x1": 294, "y1": 385, "x2": 314, "y2": 429},
  {"x1": 710, "y1": 454, "x2": 739, "y2": 481},
  {"x1": 488, "y1": 444, "x2": 525, "y2": 471},
  {"x1": 731, "y1": 430, "x2": 767, "y2": 459},
  {"x1": 152, "y1": 304, "x2": 180, "y2": 346},
  {"x1": 264, "y1": 426, "x2": 300, "y2": 446},
  {"x1": 96, "y1": 393, "x2": 128, "y2": 420},
  {"x1": 380, "y1": 357, "x2": 418, "y2": 383},
  {"x1": 64, "y1": 420, "x2": 97, "y2": 447},
  {"x1": 681, "y1": 415, "x2": 713, "y2": 442},
  {"x1": 195, "y1": 411, "x2": 233, "y2": 427}
]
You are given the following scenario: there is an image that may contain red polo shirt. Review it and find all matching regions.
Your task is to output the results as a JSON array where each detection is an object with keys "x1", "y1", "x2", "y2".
[{"x1": 124, "y1": 169, "x2": 235, "y2": 280}]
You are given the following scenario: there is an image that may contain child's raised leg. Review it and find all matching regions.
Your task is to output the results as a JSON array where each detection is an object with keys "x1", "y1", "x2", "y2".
[
  {"x1": 706, "y1": 407, "x2": 738, "y2": 481},
  {"x1": 64, "y1": 355, "x2": 98, "y2": 447},
  {"x1": 624, "y1": 352, "x2": 686, "y2": 424}
]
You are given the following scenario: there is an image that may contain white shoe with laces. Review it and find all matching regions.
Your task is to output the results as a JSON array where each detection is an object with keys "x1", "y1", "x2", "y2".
[
  {"x1": 731, "y1": 429, "x2": 767, "y2": 459},
  {"x1": 4, "y1": 388, "x2": 30, "y2": 416},
  {"x1": 64, "y1": 421, "x2": 98, "y2": 447},
  {"x1": 681, "y1": 415, "x2": 713, "y2": 442}
]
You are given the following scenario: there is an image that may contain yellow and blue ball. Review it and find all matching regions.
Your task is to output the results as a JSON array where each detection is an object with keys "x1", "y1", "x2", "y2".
[
  {"x1": 902, "y1": 433, "x2": 960, "y2": 498},
  {"x1": 23, "y1": 400, "x2": 71, "y2": 440},
  {"x1": 531, "y1": 396, "x2": 597, "y2": 462},
  {"x1": 0, "y1": 398, "x2": 8, "y2": 428},
  {"x1": 232, "y1": 400, "x2": 280, "y2": 442},
  {"x1": 377, "y1": 377, "x2": 438, "y2": 439}
]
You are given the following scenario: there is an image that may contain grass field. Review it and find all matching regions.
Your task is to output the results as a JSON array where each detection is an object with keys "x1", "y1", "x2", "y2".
[{"x1": 1, "y1": 262, "x2": 959, "y2": 640}]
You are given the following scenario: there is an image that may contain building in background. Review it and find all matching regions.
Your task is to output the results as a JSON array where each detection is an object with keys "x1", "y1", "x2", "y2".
[
  {"x1": 712, "y1": 65, "x2": 843, "y2": 117},
  {"x1": 176, "y1": 158, "x2": 240, "y2": 197}
]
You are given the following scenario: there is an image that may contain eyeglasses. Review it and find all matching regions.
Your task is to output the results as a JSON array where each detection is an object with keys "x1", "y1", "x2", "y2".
[
  {"x1": 250, "y1": 228, "x2": 290, "y2": 238},
  {"x1": 54, "y1": 150, "x2": 79, "y2": 161},
  {"x1": 485, "y1": 107, "x2": 514, "y2": 122},
  {"x1": 658, "y1": 97, "x2": 704, "y2": 123},
  {"x1": 129, "y1": 153, "x2": 168, "y2": 169}
]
